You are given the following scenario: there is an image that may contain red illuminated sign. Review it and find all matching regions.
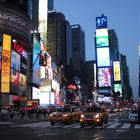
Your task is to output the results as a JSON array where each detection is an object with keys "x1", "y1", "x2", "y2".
[
  {"x1": 67, "y1": 84, "x2": 77, "y2": 90},
  {"x1": 13, "y1": 42, "x2": 27, "y2": 58}
]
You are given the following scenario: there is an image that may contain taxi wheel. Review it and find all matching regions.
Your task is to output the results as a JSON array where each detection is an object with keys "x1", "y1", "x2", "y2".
[
  {"x1": 50, "y1": 121, "x2": 55, "y2": 125},
  {"x1": 105, "y1": 118, "x2": 108, "y2": 124},
  {"x1": 80, "y1": 123, "x2": 85, "y2": 128},
  {"x1": 99, "y1": 119, "x2": 103, "y2": 126},
  {"x1": 68, "y1": 118, "x2": 73, "y2": 124}
]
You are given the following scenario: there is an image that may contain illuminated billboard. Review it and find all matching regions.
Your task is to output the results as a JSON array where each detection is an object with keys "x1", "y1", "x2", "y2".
[
  {"x1": 96, "y1": 29, "x2": 109, "y2": 47},
  {"x1": 96, "y1": 15, "x2": 107, "y2": 29},
  {"x1": 10, "y1": 69, "x2": 19, "y2": 94},
  {"x1": 93, "y1": 63, "x2": 97, "y2": 88},
  {"x1": 114, "y1": 84, "x2": 122, "y2": 97},
  {"x1": 1, "y1": 34, "x2": 11, "y2": 93},
  {"x1": 96, "y1": 36, "x2": 109, "y2": 47},
  {"x1": 0, "y1": 34, "x2": 2, "y2": 70},
  {"x1": 98, "y1": 67, "x2": 111, "y2": 87},
  {"x1": 97, "y1": 47, "x2": 110, "y2": 67},
  {"x1": 113, "y1": 61, "x2": 121, "y2": 81},
  {"x1": 19, "y1": 73, "x2": 26, "y2": 96},
  {"x1": 32, "y1": 35, "x2": 41, "y2": 85},
  {"x1": 39, "y1": 0, "x2": 48, "y2": 51},
  {"x1": 11, "y1": 50, "x2": 20, "y2": 73}
]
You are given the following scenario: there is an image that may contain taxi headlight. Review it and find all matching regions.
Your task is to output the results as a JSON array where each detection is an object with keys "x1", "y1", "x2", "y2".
[
  {"x1": 63, "y1": 114, "x2": 68, "y2": 117},
  {"x1": 81, "y1": 114, "x2": 85, "y2": 118},
  {"x1": 95, "y1": 114, "x2": 99, "y2": 118},
  {"x1": 50, "y1": 114, "x2": 53, "y2": 117}
]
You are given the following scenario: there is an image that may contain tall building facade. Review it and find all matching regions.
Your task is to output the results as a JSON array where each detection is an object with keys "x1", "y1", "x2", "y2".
[
  {"x1": 0, "y1": 0, "x2": 39, "y2": 107},
  {"x1": 47, "y1": 11, "x2": 66, "y2": 72},
  {"x1": 71, "y1": 24, "x2": 86, "y2": 84}
]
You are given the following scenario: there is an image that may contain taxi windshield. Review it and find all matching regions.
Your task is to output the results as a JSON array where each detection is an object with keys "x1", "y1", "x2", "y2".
[
  {"x1": 56, "y1": 107, "x2": 71, "y2": 112},
  {"x1": 86, "y1": 107, "x2": 101, "y2": 113}
]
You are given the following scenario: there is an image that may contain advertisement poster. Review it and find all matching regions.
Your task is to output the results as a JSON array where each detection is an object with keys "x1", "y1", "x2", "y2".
[
  {"x1": 10, "y1": 69, "x2": 19, "y2": 94},
  {"x1": 11, "y1": 50, "x2": 20, "y2": 71},
  {"x1": 98, "y1": 67, "x2": 111, "y2": 87},
  {"x1": 19, "y1": 73, "x2": 26, "y2": 96},
  {"x1": 1, "y1": 34, "x2": 11, "y2": 93}
]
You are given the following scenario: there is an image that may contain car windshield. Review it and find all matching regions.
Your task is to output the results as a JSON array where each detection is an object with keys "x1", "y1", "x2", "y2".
[
  {"x1": 56, "y1": 107, "x2": 71, "y2": 112},
  {"x1": 86, "y1": 107, "x2": 102, "y2": 112}
]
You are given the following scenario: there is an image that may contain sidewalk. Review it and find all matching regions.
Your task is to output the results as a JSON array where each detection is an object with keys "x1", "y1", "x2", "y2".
[{"x1": 0, "y1": 115, "x2": 48, "y2": 125}]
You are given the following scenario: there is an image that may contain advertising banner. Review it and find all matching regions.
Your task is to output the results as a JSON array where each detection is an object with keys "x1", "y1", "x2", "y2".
[
  {"x1": 98, "y1": 67, "x2": 111, "y2": 87},
  {"x1": 113, "y1": 61, "x2": 121, "y2": 81},
  {"x1": 1, "y1": 34, "x2": 11, "y2": 93}
]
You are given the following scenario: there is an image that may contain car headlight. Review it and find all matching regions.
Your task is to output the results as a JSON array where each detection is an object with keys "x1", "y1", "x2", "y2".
[
  {"x1": 63, "y1": 114, "x2": 68, "y2": 117},
  {"x1": 81, "y1": 114, "x2": 85, "y2": 118},
  {"x1": 95, "y1": 114, "x2": 99, "y2": 118},
  {"x1": 50, "y1": 114, "x2": 53, "y2": 117}
]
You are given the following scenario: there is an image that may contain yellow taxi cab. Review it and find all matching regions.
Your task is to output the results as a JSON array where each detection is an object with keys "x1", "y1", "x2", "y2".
[
  {"x1": 79, "y1": 106, "x2": 109, "y2": 128},
  {"x1": 49, "y1": 105, "x2": 81, "y2": 125}
]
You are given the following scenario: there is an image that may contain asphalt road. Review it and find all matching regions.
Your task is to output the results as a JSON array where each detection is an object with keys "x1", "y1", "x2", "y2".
[{"x1": 0, "y1": 111, "x2": 140, "y2": 140}]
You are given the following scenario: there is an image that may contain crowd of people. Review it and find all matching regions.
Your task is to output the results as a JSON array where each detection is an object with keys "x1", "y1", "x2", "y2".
[{"x1": 0, "y1": 107, "x2": 49, "y2": 121}]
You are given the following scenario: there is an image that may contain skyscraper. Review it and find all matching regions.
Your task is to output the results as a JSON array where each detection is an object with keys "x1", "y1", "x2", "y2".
[{"x1": 71, "y1": 24, "x2": 86, "y2": 83}]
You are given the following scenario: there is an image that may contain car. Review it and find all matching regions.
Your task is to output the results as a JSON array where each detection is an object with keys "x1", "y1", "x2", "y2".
[
  {"x1": 79, "y1": 106, "x2": 109, "y2": 128},
  {"x1": 109, "y1": 107, "x2": 116, "y2": 113},
  {"x1": 49, "y1": 105, "x2": 81, "y2": 125},
  {"x1": 128, "y1": 109, "x2": 139, "y2": 123}
]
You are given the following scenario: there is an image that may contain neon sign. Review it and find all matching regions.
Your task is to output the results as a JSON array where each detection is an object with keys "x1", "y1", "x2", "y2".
[{"x1": 13, "y1": 41, "x2": 27, "y2": 59}]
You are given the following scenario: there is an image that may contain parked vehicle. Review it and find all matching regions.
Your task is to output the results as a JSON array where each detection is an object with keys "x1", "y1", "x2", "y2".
[{"x1": 79, "y1": 106, "x2": 109, "y2": 128}]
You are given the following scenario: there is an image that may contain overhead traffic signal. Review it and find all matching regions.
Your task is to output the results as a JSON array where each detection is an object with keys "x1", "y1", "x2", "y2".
[{"x1": 39, "y1": 54, "x2": 44, "y2": 66}]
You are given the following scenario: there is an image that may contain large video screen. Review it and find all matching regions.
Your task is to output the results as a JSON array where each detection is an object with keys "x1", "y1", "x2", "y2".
[
  {"x1": 11, "y1": 50, "x2": 20, "y2": 72},
  {"x1": 19, "y1": 73, "x2": 26, "y2": 96},
  {"x1": 96, "y1": 29, "x2": 109, "y2": 47},
  {"x1": 10, "y1": 69, "x2": 19, "y2": 95},
  {"x1": 114, "y1": 84, "x2": 122, "y2": 97},
  {"x1": 32, "y1": 35, "x2": 41, "y2": 85},
  {"x1": 98, "y1": 67, "x2": 112, "y2": 87},
  {"x1": 97, "y1": 47, "x2": 110, "y2": 67},
  {"x1": 96, "y1": 36, "x2": 109, "y2": 47}
]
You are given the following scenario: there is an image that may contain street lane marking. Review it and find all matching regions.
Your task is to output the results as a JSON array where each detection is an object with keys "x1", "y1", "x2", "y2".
[
  {"x1": 134, "y1": 124, "x2": 140, "y2": 128},
  {"x1": 120, "y1": 123, "x2": 131, "y2": 128},
  {"x1": 107, "y1": 122, "x2": 120, "y2": 128}
]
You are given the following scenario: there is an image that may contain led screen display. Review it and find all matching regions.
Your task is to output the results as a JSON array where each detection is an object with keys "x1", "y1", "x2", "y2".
[
  {"x1": 98, "y1": 96, "x2": 112, "y2": 103},
  {"x1": 19, "y1": 73, "x2": 26, "y2": 96},
  {"x1": 20, "y1": 55, "x2": 27, "y2": 75},
  {"x1": 114, "y1": 84, "x2": 122, "y2": 97},
  {"x1": 10, "y1": 69, "x2": 19, "y2": 95},
  {"x1": 32, "y1": 35, "x2": 41, "y2": 85},
  {"x1": 11, "y1": 50, "x2": 20, "y2": 72},
  {"x1": 96, "y1": 29, "x2": 108, "y2": 37},
  {"x1": 97, "y1": 47, "x2": 110, "y2": 67},
  {"x1": 40, "y1": 79, "x2": 51, "y2": 92},
  {"x1": 98, "y1": 67, "x2": 111, "y2": 87},
  {"x1": 96, "y1": 36, "x2": 109, "y2": 47},
  {"x1": 113, "y1": 61, "x2": 121, "y2": 81}
]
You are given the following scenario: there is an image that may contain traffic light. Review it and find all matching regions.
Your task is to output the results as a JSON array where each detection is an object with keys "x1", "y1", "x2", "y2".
[{"x1": 39, "y1": 54, "x2": 44, "y2": 66}]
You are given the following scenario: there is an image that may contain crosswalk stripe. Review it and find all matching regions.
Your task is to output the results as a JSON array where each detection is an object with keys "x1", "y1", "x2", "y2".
[
  {"x1": 107, "y1": 122, "x2": 120, "y2": 128},
  {"x1": 134, "y1": 124, "x2": 140, "y2": 128},
  {"x1": 10, "y1": 121, "x2": 140, "y2": 129},
  {"x1": 120, "y1": 123, "x2": 131, "y2": 128}
]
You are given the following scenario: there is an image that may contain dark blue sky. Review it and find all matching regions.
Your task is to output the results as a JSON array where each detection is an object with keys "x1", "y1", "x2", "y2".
[{"x1": 54, "y1": 0, "x2": 140, "y2": 100}]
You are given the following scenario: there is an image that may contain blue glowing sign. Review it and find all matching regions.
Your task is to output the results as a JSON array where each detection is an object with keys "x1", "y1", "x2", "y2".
[{"x1": 96, "y1": 15, "x2": 107, "y2": 29}]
